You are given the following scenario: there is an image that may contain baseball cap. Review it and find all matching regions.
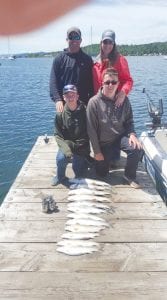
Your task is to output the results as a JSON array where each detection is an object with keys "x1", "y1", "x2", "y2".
[
  {"x1": 63, "y1": 84, "x2": 78, "y2": 94},
  {"x1": 67, "y1": 27, "x2": 81, "y2": 39},
  {"x1": 101, "y1": 30, "x2": 115, "y2": 43}
]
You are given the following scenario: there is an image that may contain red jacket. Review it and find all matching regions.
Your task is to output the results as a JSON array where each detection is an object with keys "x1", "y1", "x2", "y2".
[{"x1": 93, "y1": 54, "x2": 133, "y2": 95}]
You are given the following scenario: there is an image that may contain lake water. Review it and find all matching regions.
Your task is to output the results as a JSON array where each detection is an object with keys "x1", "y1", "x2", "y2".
[{"x1": 0, "y1": 56, "x2": 167, "y2": 204}]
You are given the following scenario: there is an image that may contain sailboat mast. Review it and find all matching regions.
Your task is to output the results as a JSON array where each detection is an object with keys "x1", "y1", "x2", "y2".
[
  {"x1": 90, "y1": 25, "x2": 93, "y2": 56},
  {"x1": 8, "y1": 36, "x2": 10, "y2": 56},
  {"x1": 7, "y1": 36, "x2": 15, "y2": 59}
]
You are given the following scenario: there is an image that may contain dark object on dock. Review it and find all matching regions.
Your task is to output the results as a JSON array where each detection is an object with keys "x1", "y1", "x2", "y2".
[
  {"x1": 44, "y1": 134, "x2": 49, "y2": 144},
  {"x1": 42, "y1": 195, "x2": 57, "y2": 213}
]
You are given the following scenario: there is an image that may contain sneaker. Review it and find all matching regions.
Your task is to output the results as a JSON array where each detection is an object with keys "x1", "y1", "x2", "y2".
[
  {"x1": 123, "y1": 175, "x2": 141, "y2": 189},
  {"x1": 42, "y1": 195, "x2": 56, "y2": 213},
  {"x1": 52, "y1": 176, "x2": 68, "y2": 186}
]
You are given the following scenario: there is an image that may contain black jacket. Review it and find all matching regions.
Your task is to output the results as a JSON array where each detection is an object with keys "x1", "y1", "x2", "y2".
[
  {"x1": 50, "y1": 49, "x2": 94, "y2": 105},
  {"x1": 55, "y1": 102, "x2": 90, "y2": 157}
]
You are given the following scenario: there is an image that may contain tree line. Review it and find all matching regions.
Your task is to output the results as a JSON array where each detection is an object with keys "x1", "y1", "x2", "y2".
[
  {"x1": 83, "y1": 41, "x2": 167, "y2": 56},
  {"x1": 22, "y1": 41, "x2": 167, "y2": 58}
]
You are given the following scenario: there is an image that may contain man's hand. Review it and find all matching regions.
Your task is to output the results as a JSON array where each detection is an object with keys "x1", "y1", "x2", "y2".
[
  {"x1": 95, "y1": 153, "x2": 104, "y2": 161},
  {"x1": 56, "y1": 100, "x2": 64, "y2": 112},
  {"x1": 115, "y1": 91, "x2": 126, "y2": 107},
  {"x1": 129, "y1": 134, "x2": 142, "y2": 150}
]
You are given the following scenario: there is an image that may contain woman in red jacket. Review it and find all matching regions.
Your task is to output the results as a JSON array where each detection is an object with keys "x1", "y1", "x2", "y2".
[{"x1": 93, "y1": 29, "x2": 133, "y2": 107}]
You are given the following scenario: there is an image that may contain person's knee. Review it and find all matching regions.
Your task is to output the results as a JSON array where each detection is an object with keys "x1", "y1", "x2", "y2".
[{"x1": 56, "y1": 151, "x2": 67, "y2": 164}]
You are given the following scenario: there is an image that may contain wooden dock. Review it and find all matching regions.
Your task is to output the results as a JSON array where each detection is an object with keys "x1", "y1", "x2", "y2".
[{"x1": 1, "y1": 136, "x2": 167, "y2": 299}]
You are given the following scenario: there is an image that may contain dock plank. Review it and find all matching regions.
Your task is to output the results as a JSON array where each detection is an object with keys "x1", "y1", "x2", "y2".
[
  {"x1": 12, "y1": 171, "x2": 155, "y2": 189},
  {"x1": 0, "y1": 243, "x2": 167, "y2": 273},
  {"x1": 0, "y1": 219, "x2": 167, "y2": 243},
  {"x1": 0, "y1": 272, "x2": 167, "y2": 300},
  {"x1": 0, "y1": 202, "x2": 167, "y2": 220},
  {"x1": 5, "y1": 186, "x2": 161, "y2": 203}
]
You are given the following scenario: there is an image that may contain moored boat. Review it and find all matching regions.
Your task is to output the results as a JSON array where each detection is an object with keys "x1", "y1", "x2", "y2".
[
  {"x1": 8, "y1": 55, "x2": 15, "y2": 60},
  {"x1": 140, "y1": 89, "x2": 167, "y2": 204}
]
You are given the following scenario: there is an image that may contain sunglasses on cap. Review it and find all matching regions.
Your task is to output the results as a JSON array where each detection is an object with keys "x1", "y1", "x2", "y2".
[
  {"x1": 68, "y1": 33, "x2": 81, "y2": 41},
  {"x1": 103, "y1": 80, "x2": 118, "y2": 86},
  {"x1": 103, "y1": 40, "x2": 114, "y2": 45}
]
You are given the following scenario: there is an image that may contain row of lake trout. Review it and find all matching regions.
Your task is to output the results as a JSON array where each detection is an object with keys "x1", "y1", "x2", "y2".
[{"x1": 55, "y1": 178, "x2": 115, "y2": 256}]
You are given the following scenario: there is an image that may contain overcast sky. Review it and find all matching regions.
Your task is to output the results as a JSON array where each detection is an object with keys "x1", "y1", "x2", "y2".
[{"x1": 0, "y1": 0, "x2": 167, "y2": 55}]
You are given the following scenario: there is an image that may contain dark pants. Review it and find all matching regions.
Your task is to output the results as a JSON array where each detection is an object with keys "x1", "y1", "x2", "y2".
[{"x1": 95, "y1": 136, "x2": 143, "y2": 179}]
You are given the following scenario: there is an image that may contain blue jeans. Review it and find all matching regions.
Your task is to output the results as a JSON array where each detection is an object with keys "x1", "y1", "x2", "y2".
[
  {"x1": 56, "y1": 150, "x2": 87, "y2": 180},
  {"x1": 95, "y1": 136, "x2": 143, "y2": 179}
]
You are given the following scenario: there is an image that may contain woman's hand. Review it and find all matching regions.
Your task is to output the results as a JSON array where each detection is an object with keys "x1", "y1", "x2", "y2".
[{"x1": 115, "y1": 91, "x2": 126, "y2": 107}]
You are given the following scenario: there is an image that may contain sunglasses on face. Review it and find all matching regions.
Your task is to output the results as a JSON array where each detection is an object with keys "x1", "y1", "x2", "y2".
[
  {"x1": 68, "y1": 35, "x2": 81, "y2": 41},
  {"x1": 103, "y1": 80, "x2": 118, "y2": 86},
  {"x1": 103, "y1": 40, "x2": 114, "y2": 45}
]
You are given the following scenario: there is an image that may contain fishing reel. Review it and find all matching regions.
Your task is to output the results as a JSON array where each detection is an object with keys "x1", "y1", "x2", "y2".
[{"x1": 142, "y1": 88, "x2": 165, "y2": 131}]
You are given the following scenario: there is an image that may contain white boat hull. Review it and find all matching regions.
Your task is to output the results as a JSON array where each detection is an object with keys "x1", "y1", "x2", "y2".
[{"x1": 140, "y1": 130, "x2": 167, "y2": 203}]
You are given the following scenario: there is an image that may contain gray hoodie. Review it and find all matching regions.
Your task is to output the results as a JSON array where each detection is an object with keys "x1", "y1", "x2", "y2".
[{"x1": 86, "y1": 90, "x2": 135, "y2": 154}]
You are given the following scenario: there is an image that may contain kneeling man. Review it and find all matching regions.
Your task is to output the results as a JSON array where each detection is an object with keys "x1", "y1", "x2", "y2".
[
  {"x1": 52, "y1": 84, "x2": 90, "y2": 185},
  {"x1": 86, "y1": 68, "x2": 143, "y2": 188}
]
